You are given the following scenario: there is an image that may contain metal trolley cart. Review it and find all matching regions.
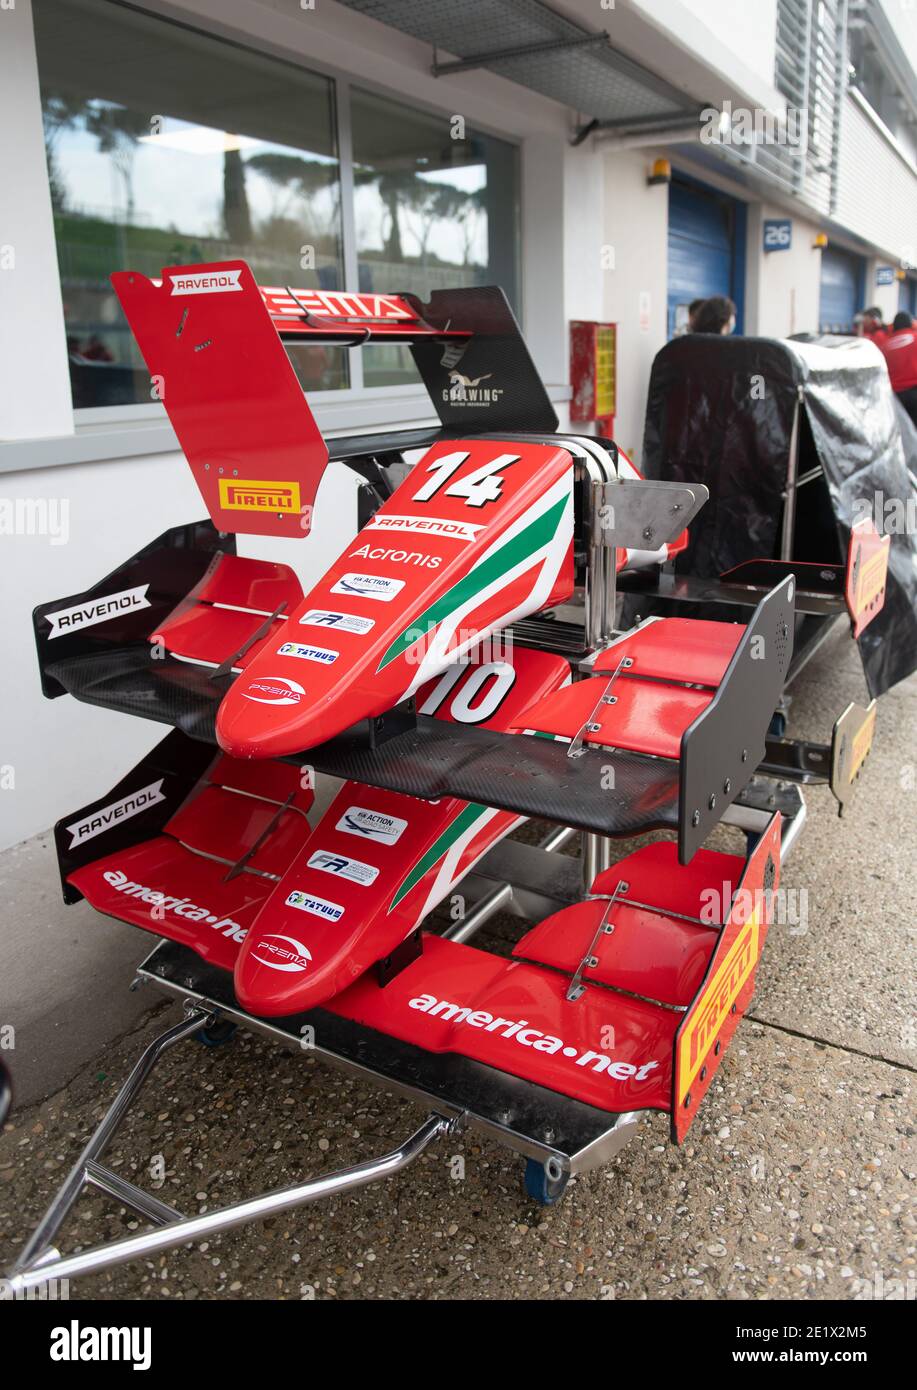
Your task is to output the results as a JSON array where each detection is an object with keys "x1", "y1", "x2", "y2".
[{"x1": 3, "y1": 264, "x2": 892, "y2": 1294}]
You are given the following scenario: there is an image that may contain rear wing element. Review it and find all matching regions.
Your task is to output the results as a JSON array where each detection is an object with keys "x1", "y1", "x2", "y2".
[
  {"x1": 112, "y1": 261, "x2": 558, "y2": 540},
  {"x1": 112, "y1": 263, "x2": 328, "y2": 541}
]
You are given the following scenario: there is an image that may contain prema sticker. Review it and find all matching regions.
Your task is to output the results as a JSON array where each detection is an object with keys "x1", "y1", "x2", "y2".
[
  {"x1": 252, "y1": 933, "x2": 312, "y2": 973},
  {"x1": 365, "y1": 514, "x2": 482, "y2": 542},
  {"x1": 276, "y1": 642, "x2": 338, "y2": 664},
  {"x1": 298, "y1": 609, "x2": 375, "y2": 635},
  {"x1": 67, "y1": 779, "x2": 165, "y2": 848},
  {"x1": 307, "y1": 850, "x2": 379, "y2": 886},
  {"x1": 46, "y1": 585, "x2": 151, "y2": 639},
  {"x1": 330, "y1": 573, "x2": 405, "y2": 602},
  {"x1": 169, "y1": 269, "x2": 242, "y2": 295},
  {"x1": 242, "y1": 676, "x2": 305, "y2": 706},
  {"x1": 336, "y1": 806, "x2": 408, "y2": 845},
  {"x1": 285, "y1": 890, "x2": 345, "y2": 922}
]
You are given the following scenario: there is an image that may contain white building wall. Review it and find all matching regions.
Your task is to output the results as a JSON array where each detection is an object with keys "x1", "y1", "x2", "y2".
[
  {"x1": 744, "y1": 203, "x2": 824, "y2": 338},
  {"x1": 835, "y1": 90, "x2": 917, "y2": 263},
  {"x1": 674, "y1": 0, "x2": 779, "y2": 88},
  {"x1": 0, "y1": 2, "x2": 73, "y2": 442},
  {"x1": 600, "y1": 148, "x2": 670, "y2": 462}
]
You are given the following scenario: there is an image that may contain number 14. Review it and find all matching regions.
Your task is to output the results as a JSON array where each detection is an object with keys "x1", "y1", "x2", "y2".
[{"x1": 412, "y1": 450, "x2": 520, "y2": 507}]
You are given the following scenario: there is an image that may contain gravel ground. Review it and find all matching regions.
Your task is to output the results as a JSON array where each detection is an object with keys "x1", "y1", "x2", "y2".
[{"x1": 1, "y1": 623, "x2": 914, "y2": 1300}]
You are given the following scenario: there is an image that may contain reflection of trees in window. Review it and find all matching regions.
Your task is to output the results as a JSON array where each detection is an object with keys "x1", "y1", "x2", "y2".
[
  {"x1": 246, "y1": 152, "x2": 340, "y2": 262},
  {"x1": 84, "y1": 104, "x2": 149, "y2": 226},
  {"x1": 42, "y1": 92, "x2": 83, "y2": 212},
  {"x1": 355, "y1": 166, "x2": 484, "y2": 270}
]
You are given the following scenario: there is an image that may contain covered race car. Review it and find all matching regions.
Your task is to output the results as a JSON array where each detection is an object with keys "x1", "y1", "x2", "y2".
[
  {"x1": 3, "y1": 262, "x2": 888, "y2": 1293},
  {"x1": 621, "y1": 331, "x2": 913, "y2": 811}
]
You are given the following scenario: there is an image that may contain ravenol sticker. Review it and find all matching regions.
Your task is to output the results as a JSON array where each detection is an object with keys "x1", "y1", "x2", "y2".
[
  {"x1": 169, "y1": 269, "x2": 242, "y2": 295},
  {"x1": 366, "y1": 514, "x2": 482, "y2": 542},
  {"x1": 66, "y1": 779, "x2": 165, "y2": 848},
  {"x1": 285, "y1": 890, "x2": 345, "y2": 922},
  {"x1": 46, "y1": 585, "x2": 150, "y2": 639},
  {"x1": 678, "y1": 912, "x2": 759, "y2": 1096},
  {"x1": 307, "y1": 850, "x2": 379, "y2": 886},
  {"x1": 336, "y1": 806, "x2": 407, "y2": 845},
  {"x1": 330, "y1": 573, "x2": 405, "y2": 602},
  {"x1": 218, "y1": 479, "x2": 301, "y2": 514},
  {"x1": 299, "y1": 609, "x2": 375, "y2": 635},
  {"x1": 276, "y1": 642, "x2": 338, "y2": 665}
]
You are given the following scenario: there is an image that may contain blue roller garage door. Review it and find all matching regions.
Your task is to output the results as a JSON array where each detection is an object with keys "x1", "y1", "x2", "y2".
[
  {"x1": 667, "y1": 179, "x2": 744, "y2": 338},
  {"x1": 819, "y1": 247, "x2": 864, "y2": 332}
]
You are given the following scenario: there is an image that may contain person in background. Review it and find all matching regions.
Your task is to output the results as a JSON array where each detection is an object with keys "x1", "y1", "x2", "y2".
[
  {"x1": 692, "y1": 296, "x2": 736, "y2": 335},
  {"x1": 686, "y1": 298, "x2": 705, "y2": 333},
  {"x1": 855, "y1": 306, "x2": 887, "y2": 343},
  {"x1": 879, "y1": 311, "x2": 917, "y2": 425}
]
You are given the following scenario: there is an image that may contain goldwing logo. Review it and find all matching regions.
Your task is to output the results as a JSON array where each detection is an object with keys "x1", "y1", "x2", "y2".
[{"x1": 219, "y1": 479, "x2": 301, "y2": 513}]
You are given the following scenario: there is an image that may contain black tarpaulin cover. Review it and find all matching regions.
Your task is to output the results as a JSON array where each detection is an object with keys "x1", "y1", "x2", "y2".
[{"x1": 641, "y1": 333, "x2": 917, "y2": 696}]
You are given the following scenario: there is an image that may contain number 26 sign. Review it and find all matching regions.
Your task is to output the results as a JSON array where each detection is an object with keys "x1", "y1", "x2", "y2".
[{"x1": 763, "y1": 219, "x2": 792, "y2": 253}]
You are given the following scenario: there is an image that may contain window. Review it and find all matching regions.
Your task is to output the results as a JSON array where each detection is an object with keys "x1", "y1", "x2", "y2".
[
  {"x1": 33, "y1": 0, "x2": 346, "y2": 408},
  {"x1": 351, "y1": 89, "x2": 520, "y2": 388},
  {"x1": 32, "y1": 0, "x2": 522, "y2": 415}
]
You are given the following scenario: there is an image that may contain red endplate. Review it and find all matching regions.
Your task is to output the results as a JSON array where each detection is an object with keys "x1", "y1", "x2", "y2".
[{"x1": 845, "y1": 517, "x2": 890, "y2": 638}]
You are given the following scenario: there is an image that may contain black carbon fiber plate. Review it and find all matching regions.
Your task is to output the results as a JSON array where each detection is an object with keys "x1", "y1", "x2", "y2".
[
  {"x1": 304, "y1": 719, "x2": 679, "y2": 839},
  {"x1": 45, "y1": 647, "x2": 679, "y2": 840},
  {"x1": 45, "y1": 647, "x2": 227, "y2": 743}
]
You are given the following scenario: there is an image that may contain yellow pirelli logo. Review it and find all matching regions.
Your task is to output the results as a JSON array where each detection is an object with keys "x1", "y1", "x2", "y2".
[
  {"x1": 218, "y1": 478, "x2": 301, "y2": 514},
  {"x1": 849, "y1": 704, "x2": 877, "y2": 782},
  {"x1": 678, "y1": 912, "x2": 759, "y2": 1096}
]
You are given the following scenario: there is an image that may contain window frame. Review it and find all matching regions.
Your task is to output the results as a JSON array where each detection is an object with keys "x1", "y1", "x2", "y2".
[{"x1": 36, "y1": 0, "x2": 524, "y2": 428}]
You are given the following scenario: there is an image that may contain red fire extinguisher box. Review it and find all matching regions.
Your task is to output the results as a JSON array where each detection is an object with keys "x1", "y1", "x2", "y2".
[{"x1": 570, "y1": 320, "x2": 617, "y2": 433}]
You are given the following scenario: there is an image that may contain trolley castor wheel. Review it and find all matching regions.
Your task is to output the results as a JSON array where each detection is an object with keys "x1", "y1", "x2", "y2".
[
  {"x1": 524, "y1": 1155, "x2": 569, "y2": 1206},
  {"x1": 767, "y1": 709, "x2": 787, "y2": 738},
  {"x1": 194, "y1": 1018, "x2": 238, "y2": 1047}
]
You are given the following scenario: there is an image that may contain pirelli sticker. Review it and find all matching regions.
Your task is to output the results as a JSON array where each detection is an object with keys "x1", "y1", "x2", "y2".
[
  {"x1": 848, "y1": 703, "x2": 877, "y2": 783},
  {"x1": 218, "y1": 478, "x2": 301, "y2": 514},
  {"x1": 678, "y1": 911, "x2": 760, "y2": 1097}
]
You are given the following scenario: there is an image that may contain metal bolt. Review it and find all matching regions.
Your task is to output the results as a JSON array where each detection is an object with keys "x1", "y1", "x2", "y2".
[
  {"x1": 692, "y1": 810, "x2": 700, "y2": 827},
  {"x1": 723, "y1": 778, "x2": 731, "y2": 794},
  {"x1": 708, "y1": 793, "x2": 716, "y2": 810},
  {"x1": 742, "y1": 750, "x2": 749, "y2": 763}
]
